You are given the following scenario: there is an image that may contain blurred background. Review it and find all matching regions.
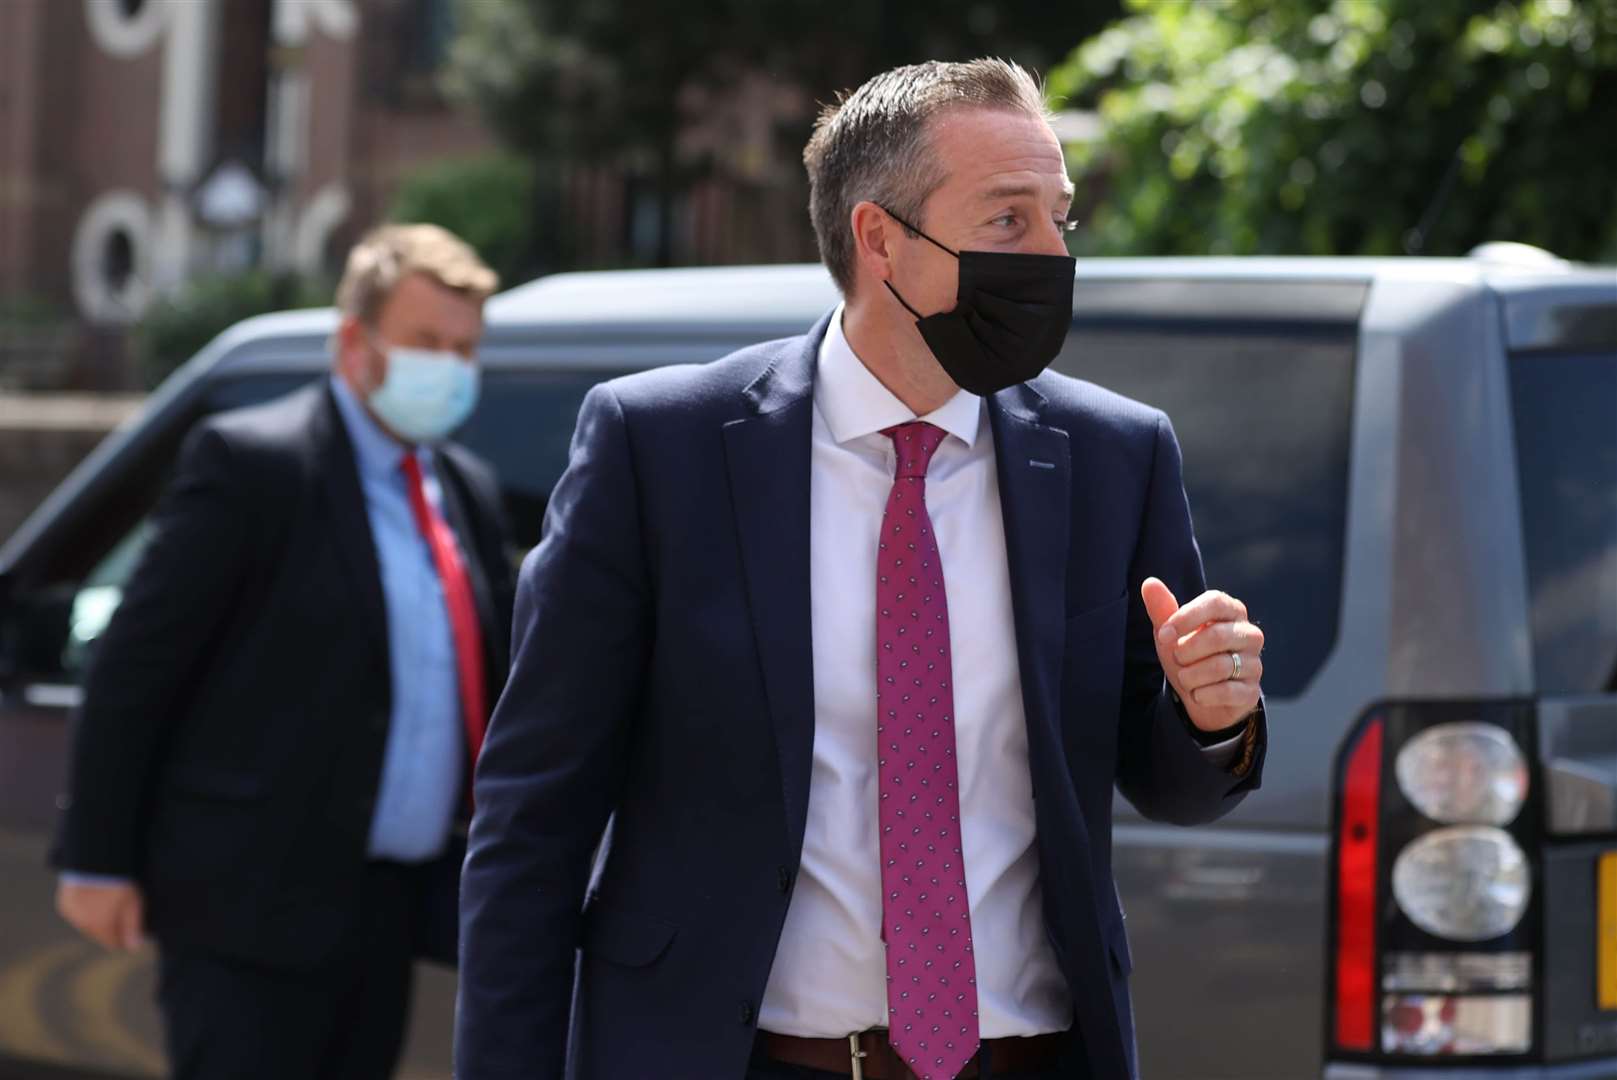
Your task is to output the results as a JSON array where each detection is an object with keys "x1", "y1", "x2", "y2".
[{"x1": 1, "y1": 0, "x2": 1614, "y2": 544}]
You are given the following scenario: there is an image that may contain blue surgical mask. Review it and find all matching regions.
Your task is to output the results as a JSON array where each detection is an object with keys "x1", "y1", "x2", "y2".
[{"x1": 366, "y1": 343, "x2": 480, "y2": 444}]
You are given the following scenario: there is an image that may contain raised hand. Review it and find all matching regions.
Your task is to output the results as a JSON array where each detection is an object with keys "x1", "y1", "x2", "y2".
[{"x1": 1141, "y1": 577, "x2": 1264, "y2": 733}]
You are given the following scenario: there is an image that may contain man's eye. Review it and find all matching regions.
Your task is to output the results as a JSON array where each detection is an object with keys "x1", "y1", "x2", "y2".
[
  {"x1": 991, "y1": 214, "x2": 1019, "y2": 228},
  {"x1": 1055, "y1": 218, "x2": 1079, "y2": 234}
]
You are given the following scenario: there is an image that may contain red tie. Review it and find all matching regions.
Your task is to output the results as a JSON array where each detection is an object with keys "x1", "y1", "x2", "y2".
[
  {"x1": 877, "y1": 421, "x2": 978, "y2": 1080},
  {"x1": 400, "y1": 454, "x2": 488, "y2": 769}
]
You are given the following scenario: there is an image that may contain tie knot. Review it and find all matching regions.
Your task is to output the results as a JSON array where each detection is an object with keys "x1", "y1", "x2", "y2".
[{"x1": 884, "y1": 421, "x2": 946, "y2": 479}]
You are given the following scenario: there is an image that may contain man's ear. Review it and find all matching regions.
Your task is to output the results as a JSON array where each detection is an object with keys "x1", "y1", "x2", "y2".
[
  {"x1": 333, "y1": 316, "x2": 373, "y2": 392},
  {"x1": 850, "y1": 201, "x2": 896, "y2": 289}
]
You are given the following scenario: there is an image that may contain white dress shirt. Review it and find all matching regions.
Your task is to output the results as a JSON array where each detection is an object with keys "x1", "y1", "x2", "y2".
[{"x1": 759, "y1": 307, "x2": 1073, "y2": 1038}]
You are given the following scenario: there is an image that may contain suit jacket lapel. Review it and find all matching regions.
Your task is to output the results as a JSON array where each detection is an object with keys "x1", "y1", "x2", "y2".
[
  {"x1": 988, "y1": 382, "x2": 1071, "y2": 755},
  {"x1": 310, "y1": 383, "x2": 390, "y2": 666},
  {"x1": 989, "y1": 383, "x2": 1134, "y2": 1078},
  {"x1": 721, "y1": 317, "x2": 825, "y2": 853}
]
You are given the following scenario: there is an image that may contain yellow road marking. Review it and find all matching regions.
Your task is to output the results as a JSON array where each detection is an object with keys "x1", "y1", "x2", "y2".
[
  {"x1": 69, "y1": 947, "x2": 165, "y2": 1075},
  {"x1": 0, "y1": 939, "x2": 86, "y2": 1064}
]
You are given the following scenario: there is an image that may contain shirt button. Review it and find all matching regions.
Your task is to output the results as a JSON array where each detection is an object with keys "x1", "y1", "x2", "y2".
[
  {"x1": 738, "y1": 1000, "x2": 754, "y2": 1026},
  {"x1": 776, "y1": 866, "x2": 793, "y2": 894}
]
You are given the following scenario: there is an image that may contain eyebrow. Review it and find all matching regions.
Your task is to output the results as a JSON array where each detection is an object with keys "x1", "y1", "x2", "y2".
[
  {"x1": 409, "y1": 324, "x2": 479, "y2": 349},
  {"x1": 978, "y1": 179, "x2": 1077, "y2": 204}
]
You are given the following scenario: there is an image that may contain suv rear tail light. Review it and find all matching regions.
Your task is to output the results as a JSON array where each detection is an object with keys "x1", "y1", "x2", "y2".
[
  {"x1": 1327, "y1": 702, "x2": 1541, "y2": 1065},
  {"x1": 1394, "y1": 722, "x2": 1528, "y2": 825},
  {"x1": 1333, "y1": 715, "x2": 1382, "y2": 1052},
  {"x1": 1381, "y1": 951, "x2": 1531, "y2": 992},
  {"x1": 1391, "y1": 826, "x2": 1531, "y2": 941},
  {"x1": 1381, "y1": 994, "x2": 1532, "y2": 1055}
]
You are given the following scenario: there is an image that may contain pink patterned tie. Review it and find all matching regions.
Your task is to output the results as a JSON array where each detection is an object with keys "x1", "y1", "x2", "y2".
[{"x1": 877, "y1": 421, "x2": 979, "y2": 1080}]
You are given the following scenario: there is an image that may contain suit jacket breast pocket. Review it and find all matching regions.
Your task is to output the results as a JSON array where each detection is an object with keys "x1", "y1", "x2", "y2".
[{"x1": 1062, "y1": 590, "x2": 1129, "y2": 762}]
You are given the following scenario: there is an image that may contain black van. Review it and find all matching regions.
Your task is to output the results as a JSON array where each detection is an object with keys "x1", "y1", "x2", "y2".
[{"x1": 1, "y1": 255, "x2": 1613, "y2": 1079}]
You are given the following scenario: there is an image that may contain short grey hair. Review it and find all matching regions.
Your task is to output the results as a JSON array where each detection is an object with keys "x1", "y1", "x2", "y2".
[{"x1": 803, "y1": 58, "x2": 1048, "y2": 295}]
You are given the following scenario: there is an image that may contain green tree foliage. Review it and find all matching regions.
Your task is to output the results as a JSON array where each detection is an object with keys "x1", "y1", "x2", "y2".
[
  {"x1": 387, "y1": 153, "x2": 543, "y2": 284},
  {"x1": 1048, "y1": 0, "x2": 1617, "y2": 259},
  {"x1": 133, "y1": 272, "x2": 330, "y2": 389},
  {"x1": 444, "y1": 0, "x2": 1120, "y2": 265}
]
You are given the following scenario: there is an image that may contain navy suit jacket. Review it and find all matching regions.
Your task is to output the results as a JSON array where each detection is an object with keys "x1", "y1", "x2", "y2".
[
  {"x1": 53, "y1": 384, "x2": 514, "y2": 968},
  {"x1": 458, "y1": 313, "x2": 1266, "y2": 1079}
]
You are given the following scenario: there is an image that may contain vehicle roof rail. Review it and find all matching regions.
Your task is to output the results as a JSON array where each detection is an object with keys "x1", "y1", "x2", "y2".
[{"x1": 1467, "y1": 241, "x2": 1567, "y2": 267}]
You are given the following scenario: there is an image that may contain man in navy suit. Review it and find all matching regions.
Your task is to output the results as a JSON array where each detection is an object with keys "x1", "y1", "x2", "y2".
[
  {"x1": 55, "y1": 226, "x2": 515, "y2": 1080},
  {"x1": 459, "y1": 59, "x2": 1268, "y2": 1080}
]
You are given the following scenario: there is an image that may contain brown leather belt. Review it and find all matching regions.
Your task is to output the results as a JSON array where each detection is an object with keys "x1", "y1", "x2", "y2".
[{"x1": 758, "y1": 1030, "x2": 1065, "y2": 1079}]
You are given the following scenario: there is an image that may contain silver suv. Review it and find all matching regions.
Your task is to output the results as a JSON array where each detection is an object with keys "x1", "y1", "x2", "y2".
[{"x1": 0, "y1": 252, "x2": 1612, "y2": 1079}]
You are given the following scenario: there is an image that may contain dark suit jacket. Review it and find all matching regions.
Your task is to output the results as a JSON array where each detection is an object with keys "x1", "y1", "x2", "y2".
[
  {"x1": 52, "y1": 382, "x2": 515, "y2": 970},
  {"x1": 457, "y1": 313, "x2": 1267, "y2": 1080}
]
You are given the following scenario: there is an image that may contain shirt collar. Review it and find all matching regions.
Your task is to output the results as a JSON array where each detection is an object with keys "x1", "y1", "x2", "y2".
[
  {"x1": 814, "y1": 302, "x2": 981, "y2": 449},
  {"x1": 329, "y1": 374, "x2": 430, "y2": 481}
]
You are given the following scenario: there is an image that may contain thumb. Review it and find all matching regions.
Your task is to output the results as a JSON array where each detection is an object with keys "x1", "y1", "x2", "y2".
[
  {"x1": 117, "y1": 891, "x2": 145, "y2": 952},
  {"x1": 1140, "y1": 577, "x2": 1180, "y2": 635}
]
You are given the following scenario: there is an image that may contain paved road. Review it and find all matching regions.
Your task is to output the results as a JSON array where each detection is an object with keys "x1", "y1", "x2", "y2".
[{"x1": 0, "y1": 824, "x2": 459, "y2": 1079}]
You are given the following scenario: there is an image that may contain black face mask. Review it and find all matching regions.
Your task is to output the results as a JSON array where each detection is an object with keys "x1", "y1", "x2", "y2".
[{"x1": 881, "y1": 208, "x2": 1076, "y2": 397}]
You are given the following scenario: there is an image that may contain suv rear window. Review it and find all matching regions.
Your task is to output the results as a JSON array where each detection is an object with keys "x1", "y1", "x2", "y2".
[
  {"x1": 1508, "y1": 350, "x2": 1617, "y2": 694},
  {"x1": 454, "y1": 369, "x2": 619, "y2": 543},
  {"x1": 1054, "y1": 290, "x2": 1360, "y2": 699}
]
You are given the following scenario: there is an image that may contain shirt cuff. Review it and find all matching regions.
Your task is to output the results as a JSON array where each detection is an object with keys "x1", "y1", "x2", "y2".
[
  {"x1": 1169, "y1": 685, "x2": 1258, "y2": 773},
  {"x1": 1197, "y1": 731, "x2": 1245, "y2": 771},
  {"x1": 59, "y1": 872, "x2": 136, "y2": 888}
]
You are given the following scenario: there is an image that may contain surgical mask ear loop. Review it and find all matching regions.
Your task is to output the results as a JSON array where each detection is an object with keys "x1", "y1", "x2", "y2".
[
  {"x1": 882, "y1": 280, "x2": 926, "y2": 320},
  {"x1": 879, "y1": 206, "x2": 958, "y2": 320},
  {"x1": 880, "y1": 206, "x2": 959, "y2": 258}
]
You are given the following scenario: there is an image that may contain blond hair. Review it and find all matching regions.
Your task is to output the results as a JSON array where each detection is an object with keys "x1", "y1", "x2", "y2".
[{"x1": 335, "y1": 224, "x2": 500, "y2": 323}]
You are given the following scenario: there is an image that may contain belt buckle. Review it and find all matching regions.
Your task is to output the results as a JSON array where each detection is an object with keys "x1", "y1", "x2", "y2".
[{"x1": 848, "y1": 1033, "x2": 868, "y2": 1080}]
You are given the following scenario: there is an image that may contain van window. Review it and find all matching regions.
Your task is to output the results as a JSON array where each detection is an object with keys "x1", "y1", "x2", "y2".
[
  {"x1": 1054, "y1": 317, "x2": 1357, "y2": 699},
  {"x1": 1508, "y1": 350, "x2": 1617, "y2": 694},
  {"x1": 63, "y1": 520, "x2": 153, "y2": 676},
  {"x1": 211, "y1": 369, "x2": 615, "y2": 546},
  {"x1": 53, "y1": 369, "x2": 616, "y2": 675},
  {"x1": 208, "y1": 371, "x2": 617, "y2": 545},
  {"x1": 453, "y1": 370, "x2": 623, "y2": 544}
]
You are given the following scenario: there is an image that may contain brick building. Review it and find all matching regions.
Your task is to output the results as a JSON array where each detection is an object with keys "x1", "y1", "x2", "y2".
[{"x1": 0, "y1": 0, "x2": 496, "y2": 389}]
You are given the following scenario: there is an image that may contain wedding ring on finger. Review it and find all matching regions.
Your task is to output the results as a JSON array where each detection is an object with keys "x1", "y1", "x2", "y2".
[{"x1": 1228, "y1": 651, "x2": 1242, "y2": 681}]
